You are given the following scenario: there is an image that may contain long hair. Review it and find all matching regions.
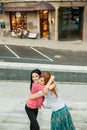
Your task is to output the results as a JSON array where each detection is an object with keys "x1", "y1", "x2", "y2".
[
  {"x1": 30, "y1": 69, "x2": 41, "y2": 90},
  {"x1": 40, "y1": 71, "x2": 57, "y2": 97}
]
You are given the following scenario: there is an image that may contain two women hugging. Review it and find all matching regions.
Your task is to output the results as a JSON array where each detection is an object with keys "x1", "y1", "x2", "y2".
[{"x1": 25, "y1": 69, "x2": 76, "y2": 130}]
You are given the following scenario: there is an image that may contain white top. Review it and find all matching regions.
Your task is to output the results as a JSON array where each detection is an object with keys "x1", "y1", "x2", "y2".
[
  {"x1": 45, "y1": 91, "x2": 65, "y2": 111},
  {"x1": 38, "y1": 88, "x2": 65, "y2": 112}
]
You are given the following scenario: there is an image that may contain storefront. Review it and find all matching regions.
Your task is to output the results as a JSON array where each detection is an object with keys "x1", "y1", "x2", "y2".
[
  {"x1": 58, "y1": 7, "x2": 83, "y2": 40},
  {"x1": 2, "y1": 1, "x2": 54, "y2": 39},
  {"x1": 34, "y1": 1, "x2": 55, "y2": 39},
  {"x1": 3, "y1": 6, "x2": 36, "y2": 35},
  {"x1": 0, "y1": 1, "x2": 87, "y2": 42}
]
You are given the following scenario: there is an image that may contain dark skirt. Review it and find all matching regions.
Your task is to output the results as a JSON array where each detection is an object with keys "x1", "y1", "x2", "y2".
[{"x1": 51, "y1": 105, "x2": 76, "y2": 130}]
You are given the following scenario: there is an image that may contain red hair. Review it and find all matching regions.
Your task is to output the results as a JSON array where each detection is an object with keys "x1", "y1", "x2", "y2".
[{"x1": 40, "y1": 71, "x2": 57, "y2": 97}]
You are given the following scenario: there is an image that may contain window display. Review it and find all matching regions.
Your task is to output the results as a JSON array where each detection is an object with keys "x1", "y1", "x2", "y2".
[{"x1": 11, "y1": 11, "x2": 27, "y2": 33}]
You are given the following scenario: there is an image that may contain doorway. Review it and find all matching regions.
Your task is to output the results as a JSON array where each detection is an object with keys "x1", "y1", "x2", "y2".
[
  {"x1": 58, "y1": 7, "x2": 84, "y2": 41},
  {"x1": 39, "y1": 10, "x2": 49, "y2": 38}
]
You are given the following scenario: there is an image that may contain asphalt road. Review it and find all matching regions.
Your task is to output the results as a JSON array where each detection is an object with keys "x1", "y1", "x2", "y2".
[{"x1": 0, "y1": 45, "x2": 87, "y2": 66}]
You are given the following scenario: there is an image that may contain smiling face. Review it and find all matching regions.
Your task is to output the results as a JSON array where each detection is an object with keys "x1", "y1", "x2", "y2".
[
  {"x1": 39, "y1": 77, "x2": 45, "y2": 86},
  {"x1": 32, "y1": 72, "x2": 40, "y2": 84},
  {"x1": 39, "y1": 71, "x2": 51, "y2": 85}
]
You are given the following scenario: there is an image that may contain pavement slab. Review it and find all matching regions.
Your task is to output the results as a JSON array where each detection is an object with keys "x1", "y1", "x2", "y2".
[{"x1": 0, "y1": 81, "x2": 87, "y2": 130}]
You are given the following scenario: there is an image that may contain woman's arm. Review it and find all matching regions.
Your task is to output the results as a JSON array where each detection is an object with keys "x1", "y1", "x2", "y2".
[
  {"x1": 49, "y1": 81, "x2": 57, "y2": 90},
  {"x1": 42, "y1": 75, "x2": 55, "y2": 95},
  {"x1": 46, "y1": 75, "x2": 55, "y2": 86},
  {"x1": 43, "y1": 81, "x2": 56, "y2": 94},
  {"x1": 29, "y1": 91, "x2": 44, "y2": 99},
  {"x1": 29, "y1": 75, "x2": 56, "y2": 99},
  {"x1": 29, "y1": 81, "x2": 56, "y2": 99}
]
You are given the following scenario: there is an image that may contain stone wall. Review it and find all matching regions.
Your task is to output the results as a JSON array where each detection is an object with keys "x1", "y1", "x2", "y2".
[{"x1": 83, "y1": 6, "x2": 87, "y2": 42}]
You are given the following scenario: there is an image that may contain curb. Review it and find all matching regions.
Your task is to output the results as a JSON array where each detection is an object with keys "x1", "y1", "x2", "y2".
[
  {"x1": 0, "y1": 62, "x2": 87, "y2": 72},
  {"x1": 0, "y1": 62, "x2": 87, "y2": 83}
]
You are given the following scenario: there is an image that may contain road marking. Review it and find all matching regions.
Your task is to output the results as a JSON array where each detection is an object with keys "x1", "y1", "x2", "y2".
[
  {"x1": 5, "y1": 45, "x2": 20, "y2": 59},
  {"x1": 31, "y1": 47, "x2": 53, "y2": 61},
  {"x1": 0, "y1": 56, "x2": 50, "y2": 61}
]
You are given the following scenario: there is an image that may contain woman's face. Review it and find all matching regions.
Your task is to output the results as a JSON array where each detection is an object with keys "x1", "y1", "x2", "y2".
[
  {"x1": 39, "y1": 77, "x2": 45, "y2": 86},
  {"x1": 32, "y1": 73, "x2": 40, "y2": 83}
]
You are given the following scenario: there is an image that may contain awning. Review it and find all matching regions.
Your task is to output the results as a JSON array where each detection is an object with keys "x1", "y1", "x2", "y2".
[
  {"x1": 3, "y1": 6, "x2": 36, "y2": 12},
  {"x1": 3, "y1": 1, "x2": 55, "y2": 12},
  {"x1": 35, "y1": 1, "x2": 55, "y2": 11}
]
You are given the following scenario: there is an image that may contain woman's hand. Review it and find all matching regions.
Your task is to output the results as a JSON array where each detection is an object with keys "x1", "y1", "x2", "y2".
[
  {"x1": 48, "y1": 81, "x2": 56, "y2": 90},
  {"x1": 50, "y1": 75, "x2": 55, "y2": 82},
  {"x1": 46, "y1": 75, "x2": 55, "y2": 86}
]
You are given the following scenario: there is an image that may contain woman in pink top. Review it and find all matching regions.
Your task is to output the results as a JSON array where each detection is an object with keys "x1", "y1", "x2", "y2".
[
  {"x1": 25, "y1": 69, "x2": 54, "y2": 130},
  {"x1": 25, "y1": 69, "x2": 55, "y2": 130},
  {"x1": 25, "y1": 69, "x2": 42, "y2": 130},
  {"x1": 26, "y1": 82, "x2": 45, "y2": 109}
]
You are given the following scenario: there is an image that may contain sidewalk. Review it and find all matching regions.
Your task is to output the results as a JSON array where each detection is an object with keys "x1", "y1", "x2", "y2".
[{"x1": 0, "y1": 81, "x2": 87, "y2": 130}]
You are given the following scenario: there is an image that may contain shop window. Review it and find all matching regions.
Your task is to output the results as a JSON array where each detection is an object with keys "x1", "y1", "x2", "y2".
[
  {"x1": 59, "y1": 7, "x2": 80, "y2": 40},
  {"x1": 10, "y1": 11, "x2": 27, "y2": 33}
]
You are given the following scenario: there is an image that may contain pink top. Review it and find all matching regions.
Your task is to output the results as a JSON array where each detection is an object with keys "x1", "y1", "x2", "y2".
[{"x1": 26, "y1": 83, "x2": 45, "y2": 109}]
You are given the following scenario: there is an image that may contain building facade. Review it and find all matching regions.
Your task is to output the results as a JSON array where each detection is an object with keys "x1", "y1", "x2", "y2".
[{"x1": 0, "y1": 0, "x2": 87, "y2": 41}]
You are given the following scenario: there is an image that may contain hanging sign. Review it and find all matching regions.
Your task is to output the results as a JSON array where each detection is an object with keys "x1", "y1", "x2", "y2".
[{"x1": 16, "y1": 12, "x2": 21, "y2": 18}]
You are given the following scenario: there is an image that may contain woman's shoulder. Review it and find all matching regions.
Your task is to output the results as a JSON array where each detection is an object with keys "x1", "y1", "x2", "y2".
[
  {"x1": 32, "y1": 83, "x2": 44, "y2": 90},
  {"x1": 32, "y1": 82, "x2": 39, "y2": 88}
]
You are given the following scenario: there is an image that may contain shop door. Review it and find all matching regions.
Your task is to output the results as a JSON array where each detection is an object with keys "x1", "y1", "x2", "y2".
[
  {"x1": 58, "y1": 7, "x2": 82, "y2": 41},
  {"x1": 40, "y1": 10, "x2": 49, "y2": 38}
]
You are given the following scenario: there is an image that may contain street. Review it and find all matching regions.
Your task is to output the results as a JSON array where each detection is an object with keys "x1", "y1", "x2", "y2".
[{"x1": 0, "y1": 45, "x2": 87, "y2": 66}]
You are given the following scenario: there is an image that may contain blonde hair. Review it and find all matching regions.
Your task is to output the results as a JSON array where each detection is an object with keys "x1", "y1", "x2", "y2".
[{"x1": 40, "y1": 71, "x2": 57, "y2": 97}]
